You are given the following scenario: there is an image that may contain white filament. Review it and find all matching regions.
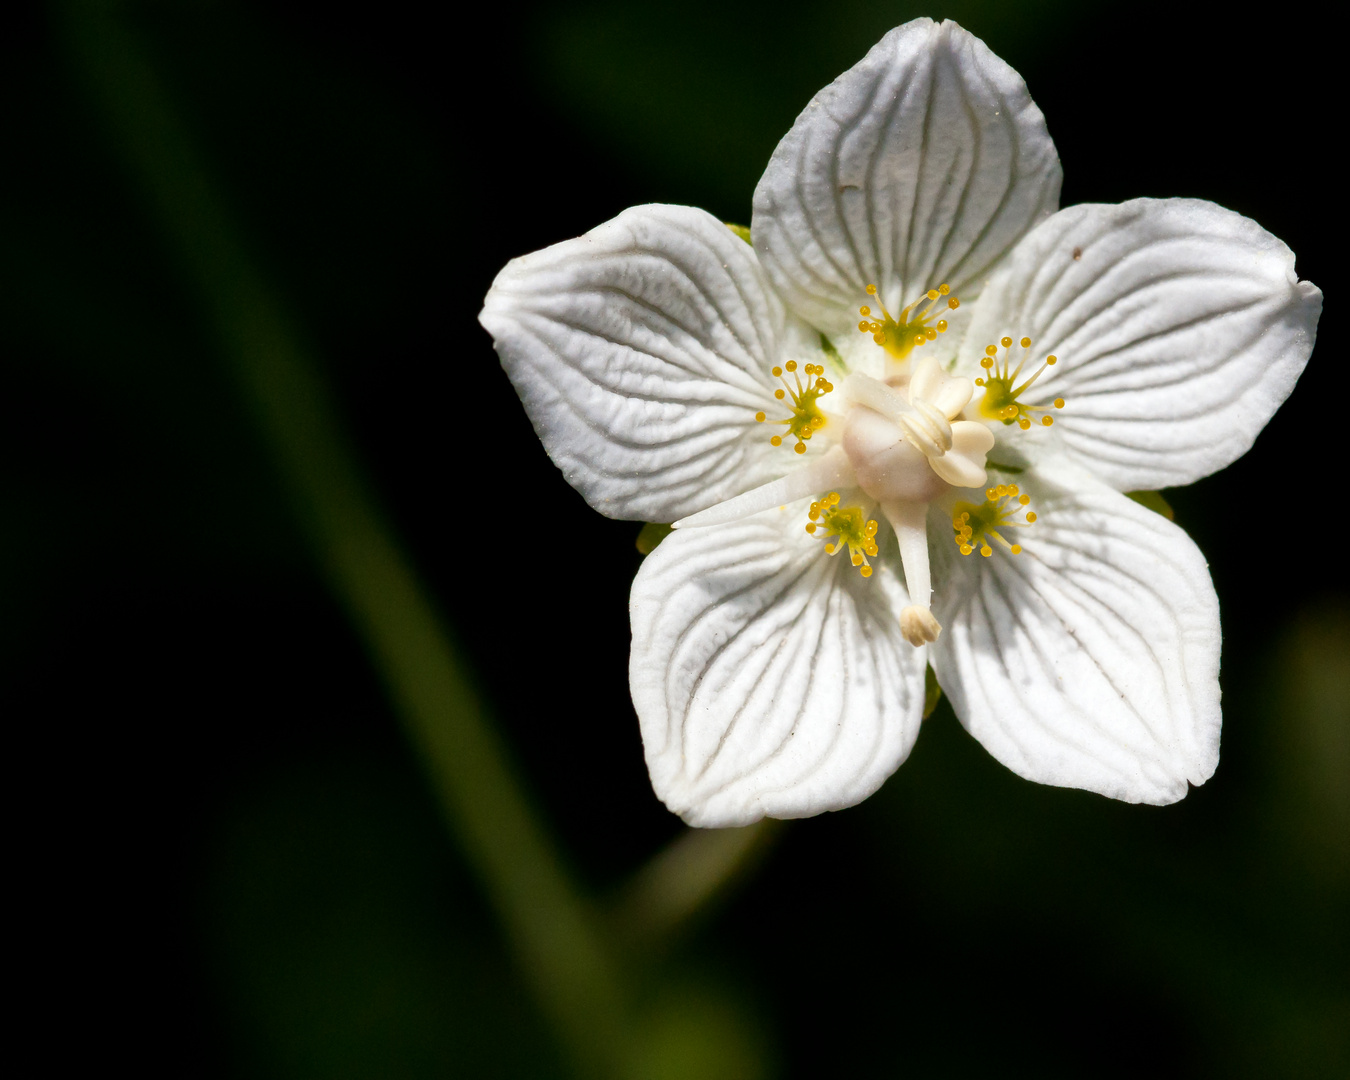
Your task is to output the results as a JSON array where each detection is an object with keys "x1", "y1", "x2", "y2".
[{"x1": 674, "y1": 445, "x2": 856, "y2": 528}]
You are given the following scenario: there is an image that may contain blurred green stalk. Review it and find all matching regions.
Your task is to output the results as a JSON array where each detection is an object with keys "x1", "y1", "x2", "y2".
[{"x1": 57, "y1": 2, "x2": 629, "y2": 1073}]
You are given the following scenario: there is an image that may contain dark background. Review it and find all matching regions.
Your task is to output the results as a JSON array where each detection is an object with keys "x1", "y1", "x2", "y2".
[{"x1": 3, "y1": 0, "x2": 1345, "y2": 1075}]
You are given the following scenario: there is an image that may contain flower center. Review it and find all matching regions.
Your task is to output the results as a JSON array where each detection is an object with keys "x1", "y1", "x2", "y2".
[
  {"x1": 952, "y1": 484, "x2": 1037, "y2": 556},
  {"x1": 857, "y1": 283, "x2": 959, "y2": 361},
  {"x1": 806, "y1": 492, "x2": 879, "y2": 578},
  {"x1": 755, "y1": 361, "x2": 833, "y2": 454},
  {"x1": 975, "y1": 337, "x2": 1065, "y2": 429}
]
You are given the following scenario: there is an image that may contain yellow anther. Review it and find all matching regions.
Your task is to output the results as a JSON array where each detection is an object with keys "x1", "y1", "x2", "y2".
[
  {"x1": 856, "y1": 282, "x2": 959, "y2": 361},
  {"x1": 975, "y1": 336, "x2": 1067, "y2": 431},
  {"x1": 952, "y1": 488, "x2": 1038, "y2": 558},
  {"x1": 807, "y1": 494, "x2": 879, "y2": 579},
  {"x1": 761, "y1": 355, "x2": 833, "y2": 451}
]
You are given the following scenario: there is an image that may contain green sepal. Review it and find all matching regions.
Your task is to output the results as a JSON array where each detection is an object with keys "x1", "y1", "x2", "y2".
[
  {"x1": 1126, "y1": 490, "x2": 1174, "y2": 520},
  {"x1": 923, "y1": 665, "x2": 943, "y2": 720},
  {"x1": 724, "y1": 222, "x2": 752, "y2": 245},
  {"x1": 818, "y1": 332, "x2": 844, "y2": 368},
  {"x1": 636, "y1": 522, "x2": 674, "y2": 554}
]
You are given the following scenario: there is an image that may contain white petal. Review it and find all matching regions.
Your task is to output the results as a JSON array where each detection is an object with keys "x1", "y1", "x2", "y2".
[
  {"x1": 751, "y1": 18, "x2": 1061, "y2": 334},
  {"x1": 480, "y1": 204, "x2": 790, "y2": 522},
  {"x1": 960, "y1": 198, "x2": 1322, "y2": 490},
  {"x1": 931, "y1": 457, "x2": 1221, "y2": 804},
  {"x1": 630, "y1": 504, "x2": 925, "y2": 826}
]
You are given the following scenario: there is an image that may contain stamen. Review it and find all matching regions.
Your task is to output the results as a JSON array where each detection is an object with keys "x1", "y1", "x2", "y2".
[
  {"x1": 674, "y1": 446, "x2": 855, "y2": 529},
  {"x1": 756, "y1": 360, "x2": 833, "y2": 453},
  {"x1": 951, "y1": 484, "x2": 1037, "y2": 557},
  {"x1": 856, "y1": 282, "x2": 959, "y2": 362},
  {"x1": 807, "y1": 493, "x2": 879, "y2": 578},
  {"x1": 974, "y1": 337, "x2": 1066, "y2": 429},
  {"x1": 883, "y1": 499, "x2": 940, "y2": 646}
]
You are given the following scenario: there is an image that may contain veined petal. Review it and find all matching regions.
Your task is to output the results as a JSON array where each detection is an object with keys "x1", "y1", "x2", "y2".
[
  {"x1": 931, "y1": 458, "x2": 1221, "y2": 804},
  {"x1": 960, "y1": 198, "x2": 1322, "y2": 490},
  {"x1": 751, "y1": 18, "x2": 1061, "y2": 335},
  {"x1": 630, "y1": 505, "x2": 925, "y2": 826},
  {"x1": 480, "y1": 204, "x2": 789, "y2": 522}
]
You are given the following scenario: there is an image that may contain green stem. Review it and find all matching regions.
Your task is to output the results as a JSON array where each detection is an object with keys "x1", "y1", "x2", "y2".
[
  {"x1": 57, "y1": 3, "x2": 627, "y2": 1074},
  {"x1": 611, "y1": 820, "x2": 782, "y2": 952}
]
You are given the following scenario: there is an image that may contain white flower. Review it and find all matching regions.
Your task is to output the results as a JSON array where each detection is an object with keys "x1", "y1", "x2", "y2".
[{"x1": 479, "y1": 19, "x2": 1321, "y2": 827}]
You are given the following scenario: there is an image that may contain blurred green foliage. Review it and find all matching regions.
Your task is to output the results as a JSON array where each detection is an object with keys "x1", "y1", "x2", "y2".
[{"x1": 207, "y1": 761, "x2": 566, "y2": 1078}]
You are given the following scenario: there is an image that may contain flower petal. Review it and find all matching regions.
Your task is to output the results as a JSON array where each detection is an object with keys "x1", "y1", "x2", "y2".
[
  {"x1": 630, "y1": 504, "x2": 925, "y2": 826},
  {"x1": 931, "y1": 457, "x2": 1221, "y2": 804},
  {"x1": 960, "y1": 198, "x2": 1322, "y2": 490},
  {"x1": 480, "y1": 204, "x2": 790, "y2": 522},
  {"x1": 751, "y1": 18, "x2": 1060, "y2": 335}
]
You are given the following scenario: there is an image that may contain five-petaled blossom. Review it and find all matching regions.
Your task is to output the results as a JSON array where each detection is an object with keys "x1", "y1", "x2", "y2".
[{"x1": 479, "y1": 19, "x2": 1321, "y2": 826}]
